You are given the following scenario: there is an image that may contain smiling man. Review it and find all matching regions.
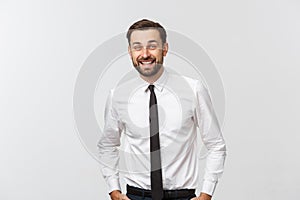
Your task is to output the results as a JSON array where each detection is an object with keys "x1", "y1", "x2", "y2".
[
  {"x1": 98, "y1": 19, "x2": 227, "y2": 200},
  {"x1": 129, "y1": 28, "x2": 167, "y2": 81}
]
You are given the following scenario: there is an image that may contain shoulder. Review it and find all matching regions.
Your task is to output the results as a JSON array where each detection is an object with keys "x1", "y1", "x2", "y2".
[
  {"x1": 109, "y1": 75, "x2": 145, "y2": 101},
  {"x1": 166, "y1": 69, "x2": 206, "y2": 94}
]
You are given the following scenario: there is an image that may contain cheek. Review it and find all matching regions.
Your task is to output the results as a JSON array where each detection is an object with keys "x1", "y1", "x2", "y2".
[
  {"x1": 131, "y1": 53, "x2": 139, "y2": 60},
  {"x1": 155, "y1": 52, "x2": 164, "y2": 59},
  {"x1": 151, "y1": 50, "x2": 162, "y2": 58}
]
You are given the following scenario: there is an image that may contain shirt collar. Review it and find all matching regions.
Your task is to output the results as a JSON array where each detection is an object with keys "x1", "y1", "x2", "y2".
[{"x1": 140, "y1": 67, "x2": 169, "y2": 93}]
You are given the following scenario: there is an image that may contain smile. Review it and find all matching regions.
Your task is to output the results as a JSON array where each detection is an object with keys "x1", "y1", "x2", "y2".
[{"x1": 139, "y1": 59, "x2": 155, "y2": 65}]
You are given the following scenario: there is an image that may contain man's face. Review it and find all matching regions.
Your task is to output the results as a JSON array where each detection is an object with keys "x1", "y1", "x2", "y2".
[{"x1": 128, "y1": 29, "x2": 168, "y2": 77}]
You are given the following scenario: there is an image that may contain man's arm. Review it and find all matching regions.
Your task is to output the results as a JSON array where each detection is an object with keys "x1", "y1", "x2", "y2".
[
  {"x1": 194, "y1": 81, "x2": 227, "y2": 197},
  {"x1": 97, "y1": 90, "x2": 123, "y2": 195}
]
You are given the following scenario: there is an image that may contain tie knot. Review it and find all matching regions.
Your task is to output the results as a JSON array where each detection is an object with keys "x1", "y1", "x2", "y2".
[{"x1": 148, "y1": 85, "x2": 155, "y2": 93}]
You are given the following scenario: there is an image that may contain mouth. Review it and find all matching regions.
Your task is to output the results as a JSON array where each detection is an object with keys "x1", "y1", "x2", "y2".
[{"x1": 138, "y1": 58, "x2": 156, "y2": 66}]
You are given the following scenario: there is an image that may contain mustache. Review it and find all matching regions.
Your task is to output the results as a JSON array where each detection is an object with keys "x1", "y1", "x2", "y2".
[{"x1": 137, "y1": 56, "x2": 156, "y2": 62}]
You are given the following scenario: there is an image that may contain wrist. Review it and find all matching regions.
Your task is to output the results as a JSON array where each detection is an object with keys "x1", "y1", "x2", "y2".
[
  {"x1": 109, "y1": 190, "x2": 121, "y2": 199},
  {"x1": 200, "y1": 192, "x2": 212, "y2": 200}
]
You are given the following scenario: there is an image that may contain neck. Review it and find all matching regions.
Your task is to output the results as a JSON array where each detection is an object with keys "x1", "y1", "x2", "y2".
[{"x1": 140, "y1": 67, "x2": 164, "y2": 84}]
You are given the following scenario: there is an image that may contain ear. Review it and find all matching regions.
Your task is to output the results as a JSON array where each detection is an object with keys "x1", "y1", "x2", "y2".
[
  {"x1": 128, "y1": 45, "x2": 132, "y2": 58},
  {"x1": 163, "y1": 42, "x2": 168, "y2": 56}
]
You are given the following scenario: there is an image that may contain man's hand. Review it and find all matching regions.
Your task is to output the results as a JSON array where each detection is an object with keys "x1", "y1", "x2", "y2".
[
  {"x1": 191, "y1": 192, "x2": 212, "y2": 200},
  {"x1": 109, "y1": 190, "x2": 131, "y2": 200}
]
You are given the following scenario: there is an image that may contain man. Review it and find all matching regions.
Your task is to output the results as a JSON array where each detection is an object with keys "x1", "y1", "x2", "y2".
[{"x1": 98, "y1": 19, "x2": 226, "y2": 200}]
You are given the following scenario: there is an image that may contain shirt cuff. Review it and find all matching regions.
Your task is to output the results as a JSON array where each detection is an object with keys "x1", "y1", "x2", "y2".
[
  {"x1": 201, "y1": 180, "x2": 217, "y2": 196},
  {"x1": 107, "y1": 178, "x2": 121, "y2": 194}
]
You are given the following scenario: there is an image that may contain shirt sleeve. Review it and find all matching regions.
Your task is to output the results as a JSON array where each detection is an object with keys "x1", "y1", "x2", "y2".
[
  {"x1": 97, "y1": 89, "x2": 123, "y2": 194},
  {"x1": 193, "y1": 81, "x2": 227, "y2": 196}
]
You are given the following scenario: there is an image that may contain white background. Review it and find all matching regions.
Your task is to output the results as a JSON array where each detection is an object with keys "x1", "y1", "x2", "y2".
[{"x1": 1, "y1": 0, "x2": 300, "y2": 199}]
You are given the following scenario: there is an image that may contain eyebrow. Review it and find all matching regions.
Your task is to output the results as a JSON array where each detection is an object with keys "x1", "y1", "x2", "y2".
[
  {"x1": 147, "y1": 40, "x2": 159, "y2": 43},
  {"x1": 131, "y1": 40, "x2": 159, "y2": 45},
  {"x1": 132, "y1": 42, "x2": 142, "y2": 45}
]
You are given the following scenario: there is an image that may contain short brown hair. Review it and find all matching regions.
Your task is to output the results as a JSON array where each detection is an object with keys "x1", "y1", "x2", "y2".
[{"x1": 126, "y1": 19, "x2": 167, "y2": 44}]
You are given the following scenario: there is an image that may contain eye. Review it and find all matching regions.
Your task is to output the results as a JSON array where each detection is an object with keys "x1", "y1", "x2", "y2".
[
  {"x1": 148, "y1": 44, "x2": 158, "y2": 50},
  {"x1": 133, "y1": 45, "x2": 142, "y2": 51}
]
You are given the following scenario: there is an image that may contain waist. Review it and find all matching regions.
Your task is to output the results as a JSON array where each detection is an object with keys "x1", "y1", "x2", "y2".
[{"x1": 126, "y1": 184, "x2": 196, "y2": 199}]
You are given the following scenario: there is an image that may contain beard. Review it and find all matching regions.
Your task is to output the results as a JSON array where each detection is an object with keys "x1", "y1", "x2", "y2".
[
  {"x1": 135, "y1": 62, "x2": 163, "y2": 77},
  {"x1": 132, "y1": 54, "x2": 164, "y2": 77}
]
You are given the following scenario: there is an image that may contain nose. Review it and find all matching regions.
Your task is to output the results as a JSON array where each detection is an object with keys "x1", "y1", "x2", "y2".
[{"x1": 141, "y1": 46, "x2": 150, "y2": 58}]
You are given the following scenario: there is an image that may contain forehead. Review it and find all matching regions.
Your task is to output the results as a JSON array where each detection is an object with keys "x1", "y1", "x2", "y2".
[{"x1": 130, "y1": 29, "x2": 162, "y2": 44}]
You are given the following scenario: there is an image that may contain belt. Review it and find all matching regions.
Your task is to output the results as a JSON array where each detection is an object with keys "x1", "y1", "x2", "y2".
[{"x1": 126, "y1": 185, "x2": 196, "y2": 199}]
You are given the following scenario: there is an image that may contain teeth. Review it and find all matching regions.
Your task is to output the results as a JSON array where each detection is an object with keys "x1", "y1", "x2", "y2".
[{"x1": 141, "y1": 61, "x2": 153, "y2": 64}]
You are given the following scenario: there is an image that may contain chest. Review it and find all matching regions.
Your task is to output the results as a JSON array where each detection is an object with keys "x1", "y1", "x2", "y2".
[{"x1": 116, "y1": 89, "x2": 195, "y2": 137}]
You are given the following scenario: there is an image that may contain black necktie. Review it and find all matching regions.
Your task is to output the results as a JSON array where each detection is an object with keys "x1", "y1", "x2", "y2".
[{"x1": 148, "y1": 85, "x2": 164, "y2": 200}]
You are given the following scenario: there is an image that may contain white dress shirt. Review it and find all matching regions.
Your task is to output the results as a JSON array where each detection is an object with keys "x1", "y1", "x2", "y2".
[{"x1": 97, "y1": 68, "x2": 226, "y2": 196}]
